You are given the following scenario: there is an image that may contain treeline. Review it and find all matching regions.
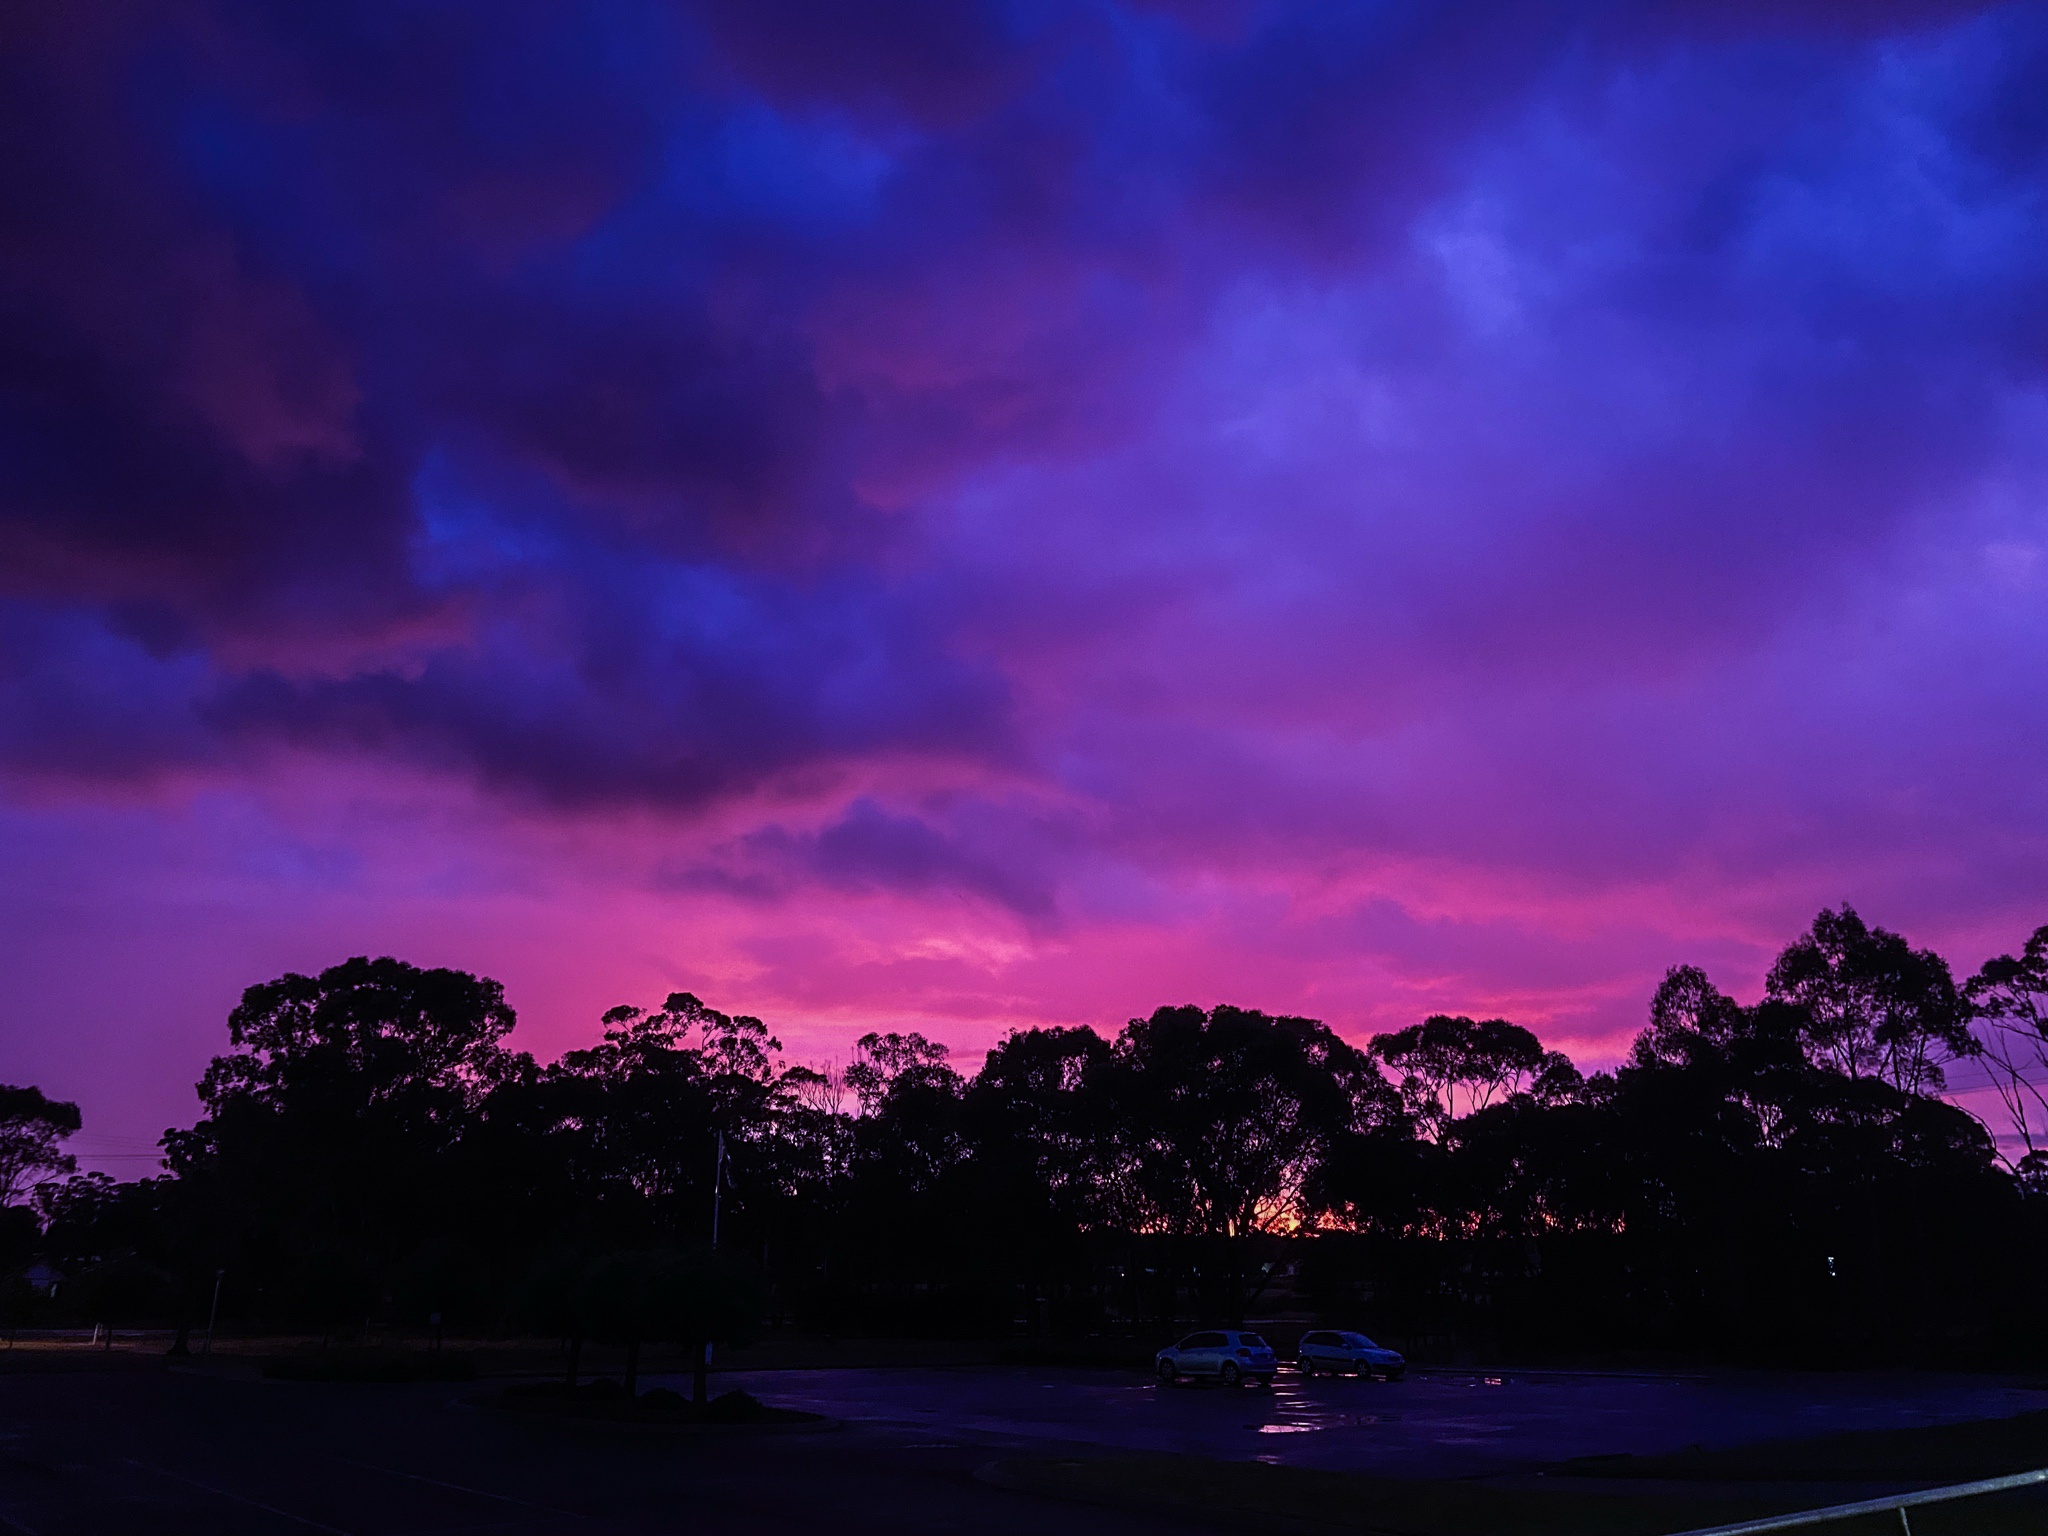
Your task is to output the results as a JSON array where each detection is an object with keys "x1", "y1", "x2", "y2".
[{"x1": 6, "y1": 905, "x2": 2047, "y2": 1366}]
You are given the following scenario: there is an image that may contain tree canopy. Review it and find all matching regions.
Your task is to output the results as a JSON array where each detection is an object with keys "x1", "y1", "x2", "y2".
[
  {"x1": 0, "y1": 1084, "x2": 80, "y2": 1206},
  {"x1": 7, "y1": 907, "x2": 2044, "y2": 1365}
]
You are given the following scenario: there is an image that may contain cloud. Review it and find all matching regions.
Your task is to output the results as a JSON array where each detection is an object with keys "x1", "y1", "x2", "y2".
[
  {"x1": 1, "y1": 0, "x2": 2046, "y2": 1146},
  {"x1": 695, "y1": 796, "x2": 1066, "y2": 918}
]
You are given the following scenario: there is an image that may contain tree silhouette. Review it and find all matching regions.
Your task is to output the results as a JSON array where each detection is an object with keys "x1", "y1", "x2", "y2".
[
  {"x1": 1964, "y1": 923, "x2": 2048, "y2": 1169},
  {"x1": 164, "y1": 956, "x2": 525, "y2": 1323},
  {"x1": 845, "y1": 1032, "x2": 954, "y2": 1117},
  {"x1": 1766, "y1": 905, "x2": 1975, "y2": 1093},
  {"x1": 34, "y1": 907, "x2": 2047, "y2": 1367},
  {"x1": 1369, "y1": 1015, "x2": 1551, "y2": 1136},
  {"x1": 0, "y1": 1085, "x2": 81, "y2": 1206},
  {"x1": 1102, "y1": 1005, "x2": 1391, "y2": 1237},
  {"x1": 967, "y1": 1027, "x2": 1117, "y2": 1230}
]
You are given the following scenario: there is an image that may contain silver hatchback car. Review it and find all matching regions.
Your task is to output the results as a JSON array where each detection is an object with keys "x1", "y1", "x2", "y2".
[
  {"x1": 1297, "y1": 1329, "x2": 1405, "y2": 1379},
  {"x1": 1155, "y1": 1329, "x2": 1278, "y2": 1387}
]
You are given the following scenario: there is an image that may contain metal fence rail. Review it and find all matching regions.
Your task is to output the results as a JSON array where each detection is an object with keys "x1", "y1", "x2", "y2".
[{"x1": 1666, "y1": 1466, "x2": 2048, "y2": 1536}]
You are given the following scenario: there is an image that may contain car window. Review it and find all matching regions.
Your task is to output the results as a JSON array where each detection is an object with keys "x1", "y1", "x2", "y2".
[
  {"x1": 1185, "y1": 1331, "x2": 1227, "y2": 1349},
  {"x1": 1301, "y1": 1332, "x2": 1331, "y2": 1346},
  {"x1": 1238, "y1": 1334, "x2": 1269, "y2": 1349},
  {"x1": 1345, "y1": 1333, "x2": 1378, "y2": 1349}
]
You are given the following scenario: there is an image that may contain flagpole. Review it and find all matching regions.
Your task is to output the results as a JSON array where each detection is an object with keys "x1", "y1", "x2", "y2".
[
  {"x1": 711, "y1": 1131, "x2": 724, "y2": 1249},
  {"x1": 705, "y1": 1131, "x2": 725, "y2": 1381}
]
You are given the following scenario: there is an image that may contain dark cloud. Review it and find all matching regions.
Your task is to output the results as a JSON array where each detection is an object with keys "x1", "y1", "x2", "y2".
[
  {"x1": 0, "y1": 8, "x2": 421, "y2": 641},
  {"x1": 8, "y1": 1, "x2": 2048, "y2": 1155},
  {"x1": 0, "y1": 605, "x2": 215, "y2": 781},
  {"x1": 674, "y1": 796, "x2": 1064, "y2": 917},
  {"x1": 691, "y1": 0, "x2": 1039, "y2": 126},
  {"x1": 1, "y1": 0, "x2": 2044, "y2": 876},
  {"x1": 424, "y1": 300, "x2": 842, "y2": 555},
  {"x1": 201, "y1": 546, "x2": 1014, "y2": 810}
]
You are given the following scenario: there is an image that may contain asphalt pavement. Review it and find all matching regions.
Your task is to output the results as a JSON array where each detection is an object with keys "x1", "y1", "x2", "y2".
[
  {"x1": 0, "y1": 1367, "x2": 1191, "y2": 1536},
  {"x1": 676, "y1": 1362, "x2": 2048, "y2": 1477},
  {"x1": 0, "y1": 1362, "x2": 2041, "y2": 1534}
]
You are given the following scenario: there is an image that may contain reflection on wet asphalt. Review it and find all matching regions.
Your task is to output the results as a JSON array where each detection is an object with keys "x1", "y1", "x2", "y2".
[{"x1": 642, "y1": 1365, "x2": 2048, "y2": 1477}]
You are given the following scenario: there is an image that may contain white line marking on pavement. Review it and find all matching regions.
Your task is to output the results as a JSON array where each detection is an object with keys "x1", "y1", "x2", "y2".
[{"x1": 124, "y1": 1460, "x2": 355, "y2": 1535}]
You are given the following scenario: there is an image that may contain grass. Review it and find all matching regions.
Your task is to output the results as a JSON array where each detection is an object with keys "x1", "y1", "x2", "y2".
[
  {"x1": 985, "y1": 1406, "x2": 2048, "y2": 1536},
  {"x1": 1556, "y1": 1408, "x2": 2048, "y2": 1484},
  {"x1": 988, "y1": 1455, "x2": 1807, "y2": 1536}
]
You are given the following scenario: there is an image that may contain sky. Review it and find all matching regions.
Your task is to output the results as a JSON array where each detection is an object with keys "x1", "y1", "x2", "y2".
[{"x1": 3, "y1": 0, "x2": 2046, "y2": 1168}]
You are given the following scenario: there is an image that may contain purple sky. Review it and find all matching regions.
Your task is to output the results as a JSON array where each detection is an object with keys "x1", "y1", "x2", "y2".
[{"x1": 4, "y1": 0, "x2": 2046, "y2": 1169}]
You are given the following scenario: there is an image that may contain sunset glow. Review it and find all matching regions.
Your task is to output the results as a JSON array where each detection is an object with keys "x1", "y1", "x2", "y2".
[{"x1": 4, "y1": 1, "x2": 2045, "y2": 1157}]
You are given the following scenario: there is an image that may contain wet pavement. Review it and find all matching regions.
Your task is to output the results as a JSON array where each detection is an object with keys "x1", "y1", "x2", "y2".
[
  {"x1": 0, "y1": 1362, "x2": 2041, "y2": 1532},
  {"x1": 667, "y1": 1363, "x2": 2048, "y2": 1477},
  {"x1": 0, "y1": 1367, "x2": 1196, "y2": 1536}
]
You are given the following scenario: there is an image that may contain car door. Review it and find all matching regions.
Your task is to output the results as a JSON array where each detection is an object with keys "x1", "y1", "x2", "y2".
[
  {"x1": 1184, "y1": 1331, "x2": 1227, "y2": 1375},
  {"x1": 1298, "y1": 1331, "x2": 1328, "y2": 1370}
]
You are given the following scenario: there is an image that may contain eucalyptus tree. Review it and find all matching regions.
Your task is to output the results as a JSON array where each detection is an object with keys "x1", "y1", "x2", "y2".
[
  {"x1": 1100, "y1": 1005, "x2": 1393, "y2": 1238},
  {"x1": 165, "y1": 956, "x2": 525, "y2": 1320},
  {"x1": 1368, "y1": 1015, "x2": 1559, "y2": 1137},
  {"x1": 966, "y1": 1026, "x2": 1118, "y2": 1229},
  {"x1": 1963, "y1": 924, "x2": 2048, "y2": 1170},
  {"x1": 0, "y1": 1084, "x2": 80, "y2": 1206},
  {"x1": 1765, "y1": 905, "x2": 1975, "y2": 1094}
]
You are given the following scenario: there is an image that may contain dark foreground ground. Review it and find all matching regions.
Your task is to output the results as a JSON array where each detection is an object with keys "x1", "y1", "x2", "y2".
[
  {"x1": 0, "y1": 1365, "x2": 1186, "y2": 1536},
  {"x1": 0, "y1": 1359, "x2": 2043, "y2": 1535}
]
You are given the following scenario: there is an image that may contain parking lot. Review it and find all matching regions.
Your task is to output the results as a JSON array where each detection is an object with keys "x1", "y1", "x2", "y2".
[
  {"x1": 0, "y1": 1359, "x2": 2040, "y2": 1533},
  {"x1": 684, "y1": 1361, "x2": 2048, "y2": 1477}
]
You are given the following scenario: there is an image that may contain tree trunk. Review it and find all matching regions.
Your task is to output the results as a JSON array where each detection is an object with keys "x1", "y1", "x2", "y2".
[
  {"x1": 692, "y1": 1338, "x2": 708, "y2": 1405},
  {"x1": 565, "y1": 1333, "x2": 582, "y2": 1391},
  {"x1": 624, "y1": 1339, "x2": 639, "y2": 1399}
]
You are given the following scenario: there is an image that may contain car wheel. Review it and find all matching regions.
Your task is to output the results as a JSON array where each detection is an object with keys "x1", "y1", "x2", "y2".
[
  {"x1": 1157, "y1": 1359, "x2": 1178, "y2": 1385},
  {"x1": 1218, "y1": 1362, "x2": 1242, "y2": 1387}
]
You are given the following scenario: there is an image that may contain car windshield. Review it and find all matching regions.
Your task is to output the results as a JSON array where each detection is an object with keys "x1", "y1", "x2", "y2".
[
  {"x1": 1343, "y1": 1333, "x2": 1379, "y2": 1349},
  {"x1": 1239, "y1": 1334, "x2": 1268, "y2": 1349}
]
